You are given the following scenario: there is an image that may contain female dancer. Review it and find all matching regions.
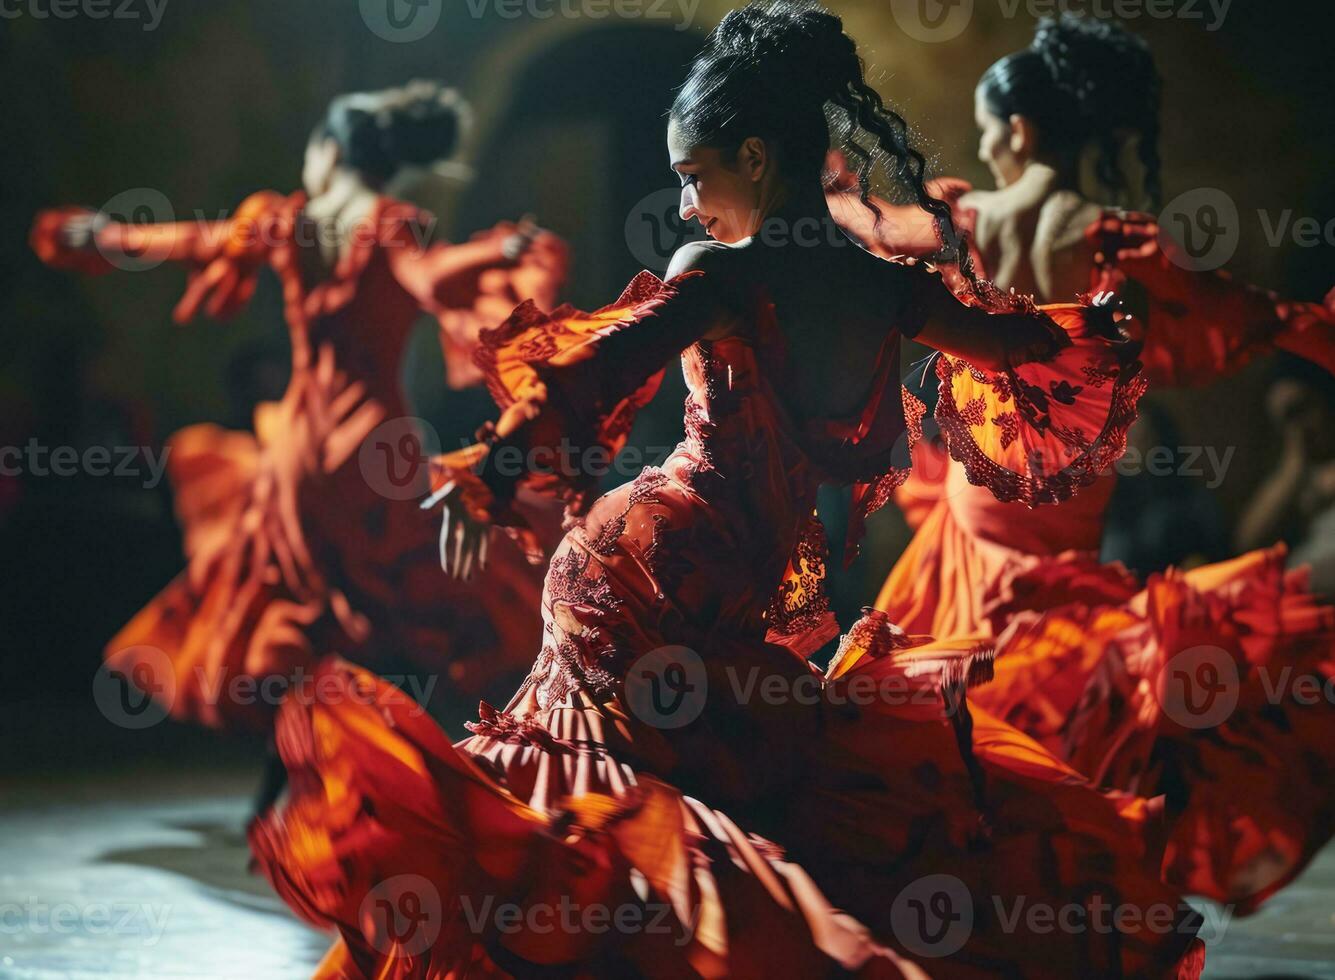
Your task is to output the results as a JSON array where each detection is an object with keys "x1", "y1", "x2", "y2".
[
  {"x1": 249, "y1": 7, "x2": 1209, "y2": 976},
  {"x1": 832, "y1": 16, "x2": 1335, "y2": 911},
  {"x1": 32, "y1": 81, "x2": 567, "y2": 740}
]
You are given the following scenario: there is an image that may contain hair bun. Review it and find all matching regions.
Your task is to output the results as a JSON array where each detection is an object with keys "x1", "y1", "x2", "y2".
[
  {"x1": 712, "y1": 1, "x2": 859, "y2": 107},
  {"x1": 326, "y1": 81, "x2": 470, "y2": 185},
  {"x1": 1030, "y1": 14, "x2": 1156, "y2": 132}
]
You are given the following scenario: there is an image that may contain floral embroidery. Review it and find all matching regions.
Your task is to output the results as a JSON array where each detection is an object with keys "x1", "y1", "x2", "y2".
[
  {"x1": 992, "y1": 412, "x2": 1020, "y2": 450},
  {"x1": 960, "y1": 396, "x2": 987, "y2": 427},
  {"x1": 765, "y1": 513, "x2": 834, "y2": 647}
]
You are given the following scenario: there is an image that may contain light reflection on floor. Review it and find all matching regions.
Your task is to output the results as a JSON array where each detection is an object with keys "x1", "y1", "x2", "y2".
[
  {"x1": 1, "y1": 770, "x2": 1333, "y2": 978},
  {"x1": 1, "y1": 774, "x2": 327, "y2": 979}
]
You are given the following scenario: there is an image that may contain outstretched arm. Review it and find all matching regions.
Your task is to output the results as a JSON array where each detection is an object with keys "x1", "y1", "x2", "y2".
[
  {"x1": 889, "y1": 258, "x2": 1074, "y2": 370},
  {"x1": 877, "y1": 257, "x2": 1144, "y2": 509},
  {"x1": 1091, "y1": 213, "x2": 1335, "y2": 384},
  {"x1": 31, "y1": 191, "x2": 291, "y2": 322}
]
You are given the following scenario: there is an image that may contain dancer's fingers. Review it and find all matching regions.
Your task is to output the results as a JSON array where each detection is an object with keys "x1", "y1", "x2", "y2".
[{"x1": 438, "y1": 507, "x2": 453, "y2": 573}]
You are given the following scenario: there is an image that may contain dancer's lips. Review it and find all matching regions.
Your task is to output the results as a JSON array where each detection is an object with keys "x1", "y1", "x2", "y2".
[{"x1": 703, "y1": 217, "x2": 718, "y2": 238}]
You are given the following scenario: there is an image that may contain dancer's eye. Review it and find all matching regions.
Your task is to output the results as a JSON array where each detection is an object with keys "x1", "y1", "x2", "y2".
[{"x1": 679, "y1": 173, "x2": 698, "y2": 188}]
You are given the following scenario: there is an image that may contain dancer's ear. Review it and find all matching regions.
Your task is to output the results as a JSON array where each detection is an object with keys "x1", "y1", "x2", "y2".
[
  {"x1": 735, "y1": 136, "x2": 769, "y2": 183},
  {"x1": 1008, "y1": 114, "x2": 1039, "y2": 161}
]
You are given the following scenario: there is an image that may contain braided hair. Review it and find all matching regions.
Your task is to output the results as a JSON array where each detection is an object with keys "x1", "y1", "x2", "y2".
[
  {"x1": 669, "y1": 1, "x2": 982, "y2": 292},
  {"x1": 979, "y1": 14, "x2": 1162, "y2": 207},
  {"x1": 317, "y1": 80, "x2": 470, "y2": 188}
]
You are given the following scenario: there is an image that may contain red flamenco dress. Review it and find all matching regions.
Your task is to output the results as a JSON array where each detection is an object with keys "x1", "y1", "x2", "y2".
[
  {"x1": 31, "y1": 195, "x2": 568, "y2": 731},
  {"x1": 829, "y1": 175, "x2": 1335, "y2": 911},
  {"x1": 249, "y1": 256, "x2": 1208, "y2": 977}
]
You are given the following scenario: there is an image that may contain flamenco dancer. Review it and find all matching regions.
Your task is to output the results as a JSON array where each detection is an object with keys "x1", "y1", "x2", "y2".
[
  {"x1": 32, "y1": 82, "x2": 568, "y2": 803},
  {"x1": 250, "y1": 6, "x2": 1212, "y2": 976},
  {"x1": 833, "y1": 16, "x2": 1335, "y2": 912}
]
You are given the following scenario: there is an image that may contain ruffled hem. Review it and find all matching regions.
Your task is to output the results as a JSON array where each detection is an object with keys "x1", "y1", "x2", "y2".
[
  {"x1": 252, "y1": 657, "x2": 1208, "y2": 978},
  {"x1": 250, "y1": 659, "x2": 924, "y2": 979},
  {"x1": 979, "y1": 545, "x2": 1335, "y2": 911},
  {"x1": 933, "y1": 303, "x2": 1147, "y2": 507}
]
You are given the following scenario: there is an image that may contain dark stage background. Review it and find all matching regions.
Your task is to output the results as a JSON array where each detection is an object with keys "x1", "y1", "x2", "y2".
[{"x1": 2, "y1": 0, "x2": 1334, "y2": 781}]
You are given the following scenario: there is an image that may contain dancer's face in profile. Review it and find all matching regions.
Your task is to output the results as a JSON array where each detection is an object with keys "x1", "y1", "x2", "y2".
[
  {"x1": 303, "y1": 135, "x2": 340, "y2": 197},
  {"x1": 975, "y1": 87, "x2": 1028, "y2": 189},
  {"x1": 668, "y1": 117, "x2": 764, "y2": 244}
]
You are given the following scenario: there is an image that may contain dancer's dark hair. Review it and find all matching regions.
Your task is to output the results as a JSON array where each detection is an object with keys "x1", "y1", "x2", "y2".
[
  {"x1": 979, "y1": 14, "x2": 1162, "y2": 207},
  {"x1": 315, "y1": 80, "x2": 468, "y2": 187},
  {"x1": 669, "y1": 1, "x2": 983, "y2": 292}
]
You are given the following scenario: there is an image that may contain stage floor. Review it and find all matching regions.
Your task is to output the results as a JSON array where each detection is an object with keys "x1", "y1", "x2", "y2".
[{"x1": 2, "y1": 768, "x2": 1334, "y2": 978}]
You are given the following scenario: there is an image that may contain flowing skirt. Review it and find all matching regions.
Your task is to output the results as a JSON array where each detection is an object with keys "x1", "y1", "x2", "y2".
[{"x1": 250, "y1": 466, "x2": 1205, "y2": 978}]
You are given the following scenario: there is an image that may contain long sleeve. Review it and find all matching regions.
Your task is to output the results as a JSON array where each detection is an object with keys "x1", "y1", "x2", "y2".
[
  {"x1": 895, "y1": 257, "x2": 1147, "y2": 509},
  {"x1": 1088, "y1": 212, "x2": 1335, "y2": 385},
  {"x1": 31, "y1": 190, "x2": 297, "y2": 323},
  {"x1": 429, "y1": 266, "x2": 733, "y2": 536}
]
